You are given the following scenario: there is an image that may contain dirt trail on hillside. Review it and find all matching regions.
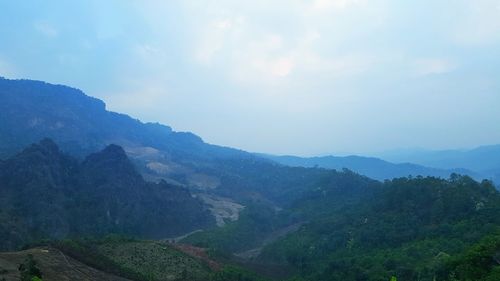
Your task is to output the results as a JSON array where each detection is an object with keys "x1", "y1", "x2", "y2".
[{"x1": 235, "y1": 222, "x2": 306, "y2": 259}]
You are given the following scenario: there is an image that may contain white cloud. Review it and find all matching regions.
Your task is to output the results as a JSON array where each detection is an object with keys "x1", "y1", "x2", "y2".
[
  {"x1": 107, "y1": 82, "x2": 168, "y2": 111},
  {"x1": 194, "y1": 16, "x2": 245, "y2": 64},
  {"x1": 5, "y1": 0, "x2": 499, "y2": 154},
  {"x1": 253, "y1": 56, "x2": 295, "y2": 77},
  {"x1": 412, "y1": 58, "x2": 457, "y2": 76},
  {"x1": 451, "y1": 0, "x2": 500, "y2": 46},
  {"x1": 186, "y1": 0, "x2": 383, "y2": 84},
  {"x1": 311, "y1": 0, "x2": 363, "y2": 11},
  {"x1": 135, "y1": 44, "x2": 167, "y2": 62},
  {"x1": 34, "y1": 21, "x2": 58, "y2": 38}
]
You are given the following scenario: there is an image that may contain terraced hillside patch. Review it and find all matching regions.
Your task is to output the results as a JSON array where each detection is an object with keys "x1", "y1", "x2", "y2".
[{"x1": 95, "y1": 240, "x2": 212, "y2": 281}]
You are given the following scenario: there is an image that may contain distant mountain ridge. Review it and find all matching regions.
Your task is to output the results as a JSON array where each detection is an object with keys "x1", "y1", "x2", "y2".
[
  {"x1": 384, "y1": 144, "x2": 500, "y2": 170},
  {"x1": 262, "y1": 154, "x2": 479, "y2": 181},
  {"x1": 380, "y1": 145, "x2": 500, "y2": 183}
]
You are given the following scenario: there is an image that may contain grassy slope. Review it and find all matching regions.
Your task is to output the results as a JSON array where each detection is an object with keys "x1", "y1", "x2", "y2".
[
  {"x1": 53, "y1": 237, "x2": 270, "y2": 281},
  {"x1": 54, "y1": 238, "x2": 212, "y2": 281},
  {"x1": 95, "y1": 240, "x2": 212, "y2": 281},
  {"x1": 0, "y1": 247, "x2": 131, "y2": 281}
]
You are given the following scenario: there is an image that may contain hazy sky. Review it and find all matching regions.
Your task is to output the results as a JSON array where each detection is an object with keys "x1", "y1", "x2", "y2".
[{"x1": 1, "y1": 0, "x2": 500, "y2": 156}]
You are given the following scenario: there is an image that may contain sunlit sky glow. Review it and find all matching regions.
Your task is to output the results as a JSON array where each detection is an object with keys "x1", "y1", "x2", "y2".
[{"x1": 1, "y1": 0, "x2": 500, "y2": 156}]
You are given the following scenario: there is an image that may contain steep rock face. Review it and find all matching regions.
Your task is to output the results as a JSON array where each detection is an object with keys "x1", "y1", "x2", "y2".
[
  {"x1": 0, "y1": 79, "x2": 108, "y2": 156},
  {"x1": 0, "y1": 139, "x2": 77, "y2": 248},
  {"x1": 0, "y1": 140, "x2": 214, "y2": 250}
]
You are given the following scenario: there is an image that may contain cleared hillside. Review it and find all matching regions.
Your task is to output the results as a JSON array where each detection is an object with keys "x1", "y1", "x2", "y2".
[{"x1": 0, "y1": 247, "x2": 131, "y2": 281}]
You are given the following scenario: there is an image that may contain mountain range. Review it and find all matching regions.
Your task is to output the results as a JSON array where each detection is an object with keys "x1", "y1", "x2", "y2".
[
  {"x1": 261, "y1": 154, "x2": 479, "y2": 181},
  {"x1": 0, "y1": 77, "x2": 499, "y2": 280},
  {"x1": 380, "y1": 146, "x2": 500, "y2": 182},
  {"x1": 2, "y1": 77, "x2": 494, "y2": 192}
]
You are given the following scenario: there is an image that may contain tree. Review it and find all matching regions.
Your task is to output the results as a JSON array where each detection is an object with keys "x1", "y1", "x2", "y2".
[{"x1": 18, "y1": 254, "x2": 42, "y2": 281}]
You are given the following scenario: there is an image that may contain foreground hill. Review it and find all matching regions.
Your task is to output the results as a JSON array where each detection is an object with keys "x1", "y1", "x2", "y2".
[
  {"x1": 263, "y1": 154, "x2": 478, "y2": 181},
  {"x1": 53, "y1": 238, "x2": 216, "y2": 281},
  {"x1": 185, "y1": 175, "x2": 500, "y2": 281},
  {"x1": 0, "y1": 139, "x2": 214, "y2": 250},
  {"x1": 60, "y1": 237, "x2": 270, "y2": 281},
  {"x1": 0, "y1": 237, "x2": 270, "y2": 281},
  {"x1": 0, "y1": 247, "x2": 131, "y2": 281}
]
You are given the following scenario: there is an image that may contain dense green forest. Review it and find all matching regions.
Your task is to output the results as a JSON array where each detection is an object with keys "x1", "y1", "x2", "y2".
[
  {"x1": 0, "y1": 139, "x2": 214, "y2": 250},
  {"x1": 186, "y1": 175, "x2": 500, "y2": 281},
  {"x1": 441, "y1": 232, "x2": 500, "y2": 280}
]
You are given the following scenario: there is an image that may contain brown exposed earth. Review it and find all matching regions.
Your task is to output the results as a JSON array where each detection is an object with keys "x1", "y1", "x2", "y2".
[{"x1": 171, "y1": 243, "x2": 222, "y2": 271}]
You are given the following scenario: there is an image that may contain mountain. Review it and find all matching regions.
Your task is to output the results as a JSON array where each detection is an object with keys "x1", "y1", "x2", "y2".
[
  {"x1": 0, "y1": 77, "x2": 321, "y2": 206},
  {"x1": 0, "y1": 139, "x2": 214, "y2": 250},
  {"x1": 380, "y1": 145, "x2": 500, "y2": 183},
  {"x1": 0, "y1": 77, "x2": 384, "y2": 209},
  {"x1": 0, "y1": 77, "x2": 249, "y2": 160},
  {"x1": 1, "y1": 77, "x2": 490, "y2": 207},
  {"x1": 380, "y1": 145, "x2": 500, "y2": 172},
  {"x1": 262, "y1": 154, "x2": 478, "y2": 181},
  {"x1": 0, "y1": 77, "x2": 253, "y2": 191}
]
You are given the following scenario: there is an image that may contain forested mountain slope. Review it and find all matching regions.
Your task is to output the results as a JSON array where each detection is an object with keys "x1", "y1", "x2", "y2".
[
  {"x1": 0, "y1": 139, "x2": 214, "y2": 250},
  {"x1": 185, "y1": 175, "x2": 500, "y2": 281},
  {"x1": 259, "y1": 175, "x2": 500, "y2": 280}
]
